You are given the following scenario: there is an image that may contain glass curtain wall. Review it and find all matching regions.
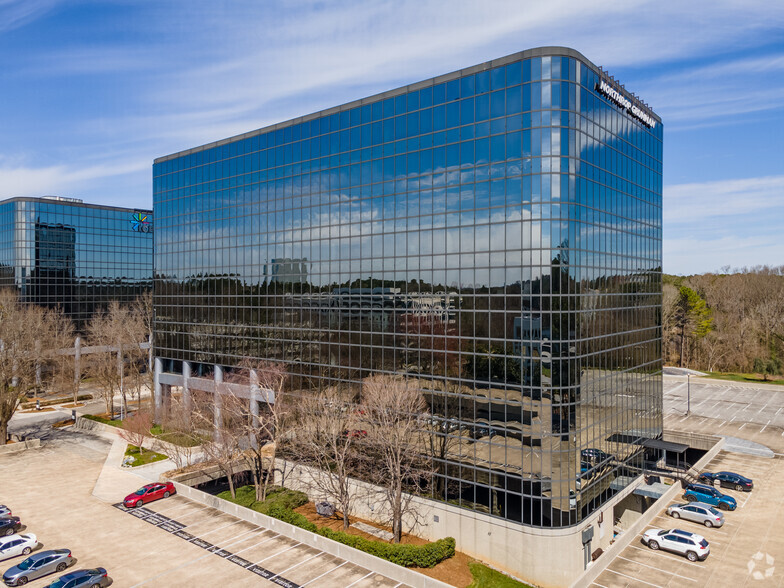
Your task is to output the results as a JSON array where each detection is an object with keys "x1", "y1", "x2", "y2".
[
  {"x1": 153, "y1": 48, "x2": 663, "y2": 528},
  {"x1": 0, "y1": 198, "x2": 153, "y2": 329}
]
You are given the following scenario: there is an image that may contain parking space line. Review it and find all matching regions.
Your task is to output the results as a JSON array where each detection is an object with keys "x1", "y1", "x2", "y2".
[
  {"x1": 250, "y1": 541, "x2": 302, "y2": 565},
  {"x1": 345, "y1": 571, "x2": 375, "y2": 588},
  {"x1": 230, "y1": 532, "x2": 282, "y2": 556},
  {"x1": 616, "y1": 556, "x2": 697, "y2": 582},
  {"x1": 269, "y1": 551, "x2": 325, "y2": 580},
  {"x1": 177, "y1": 511, "x2": 230, "y2": 529},
  {"x1": 129, "y1": 550, "x2": 214, "y2": 587},
  {"x1": 194, "y1": 519, "x2": 245, "y2": 538},
  {"x1": 627, "y1": 544, "x2": 704, "y2": 568},
  {"x1": 300, "y1": 561, "x2": 348, "y2": 587},
  {"x1": 150, "y1": 500, "x2": 207, "y2": 516},
  {"x1": 604, "y1": 568, "x2": 664, "y2": 587},
  {"x1": 212, "y1": 527, "x2": 263, "y2": 548}
]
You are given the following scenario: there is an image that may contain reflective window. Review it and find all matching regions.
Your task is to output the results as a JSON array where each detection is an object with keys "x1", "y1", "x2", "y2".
[{"x1": 152, "y1": 49, "x2": 663, "y2": 529}]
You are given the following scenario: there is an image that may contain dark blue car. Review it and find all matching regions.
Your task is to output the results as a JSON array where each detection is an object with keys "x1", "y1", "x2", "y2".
[
  {"x1": 683, "y1": 483, "x2": 737, "y2": 511},
  {"x1": 699, "y1": 471, "x2": 753, "y2": 492}
]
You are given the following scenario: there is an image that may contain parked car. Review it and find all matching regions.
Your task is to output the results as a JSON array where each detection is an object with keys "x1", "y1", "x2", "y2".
[
  {"x1": 666, "y1": 502, "x2": 724, "y2": 528},
  {"x1": 0, "y1": 535, "x2": 38, "y2": 563},
  {"x1": 581, "y1": 448, "x2": 612, "y2": 464},
  {"x1": 641, "y1": 528, "x2": 710, "y2": 561},
  {"x1": 46, "y1": 568, "x2": 109, "y2": 588},
  {"x1": 0, "y1": 518, "x2": 21, "y2": 537},
  {"x1": 699, "y1": 471, "x2": 753, "y2": 492},
  {"x1": 2, "y1": 549, "x2": 75, "y2": 586},
  {"x1": 683, "y1": 483, "x2": 737, "y2": 511},
  {"x1": 123, "y1": 482, "x2": 176, "y2": 508},
  {"x1": 0, "y1": 508, "x2": 10, "y2": 518}
]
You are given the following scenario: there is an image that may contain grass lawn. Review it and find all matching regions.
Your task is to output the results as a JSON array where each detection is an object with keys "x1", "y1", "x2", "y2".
[
  {"x1": 150, "y1": 423, "x2": 204, "y2": 447},
  {"x1": 702, "y1": 372, "x2": 784, "y2": 385},
  {"x1": 124, "y1": 444, "x2": 168, "y2": 467},
  {"x1": 468, "y1": 562, "x2": 534, "y2": 588},
  {"x1": 83, "y1": 414, "x2": 123, "y2": 427}
]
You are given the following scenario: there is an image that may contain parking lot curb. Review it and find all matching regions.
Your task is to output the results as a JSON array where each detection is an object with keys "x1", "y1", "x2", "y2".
[
  {"x1": 0, "y1": 438, "x2": 41, "y2": 455},
  {"x1": 571, "y1": 434, "x2": 726, "y2": 588},
  {"x1": 171, "y1": 482, "x2": 454, "y2": 588}
]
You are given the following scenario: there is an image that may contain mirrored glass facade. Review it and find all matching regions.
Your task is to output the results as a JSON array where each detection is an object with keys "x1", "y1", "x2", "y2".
[
  {"x1": 0, "y1": 197, "x2": 153, "y2": 328},
  {"x1": 154, "y1": 47, "x2": 662, "y2": 528}
]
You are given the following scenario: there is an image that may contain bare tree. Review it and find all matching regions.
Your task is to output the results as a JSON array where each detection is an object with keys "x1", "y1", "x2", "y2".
[
  {"x1": 361, "y1": 375, "x2": 431, "y2": 543},
  {"x1": 0, "y1": 290, "x2": 68, "y2": 442},
  {"x1": 223, "y1": 360, "x2": 290, "y2": 502},
  {"x1": 290, "y1": 386, "x2": 365, "y2": 529},
  {"x1": 129, "y1": 292, "x2": 153, "y2": 404},
  {"x1": 86, "y1": 301, "x2": 146, "y2": 419},
  {"x1": 192, "y1": 388, "x2": 245, "y2": 498},
  {"x1": 156, "y1": 395, "x2": 201, "y2": 470},
  {"x1": 120, "y1": 408, "x2": 153, "y2": 454}
]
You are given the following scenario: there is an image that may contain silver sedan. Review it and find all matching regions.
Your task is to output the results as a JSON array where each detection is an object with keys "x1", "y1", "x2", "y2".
[{"x1": 667, "y1": 502, "x2": 724, "y2": 528}]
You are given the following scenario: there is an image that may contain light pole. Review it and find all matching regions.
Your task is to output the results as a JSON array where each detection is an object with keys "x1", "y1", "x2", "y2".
[{"x1": 686, "y1": 373, "x2": 691, "y2": 416}]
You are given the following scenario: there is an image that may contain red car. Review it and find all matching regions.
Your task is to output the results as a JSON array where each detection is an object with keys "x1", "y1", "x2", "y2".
[{"x1": 123, "y1": 482, "x2": 176, "y2": 508}]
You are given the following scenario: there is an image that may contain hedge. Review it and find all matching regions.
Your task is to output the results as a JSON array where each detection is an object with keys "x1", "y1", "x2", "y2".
[
  {"x1": 265, "y1": 504, "x2": 455, "y2": 568},
  {"x1": 82, "y1": 414, "x2": 123, "y2": 427},
  {"x1": 218, "y1": 485, "x2": 309, "y2": 516}
]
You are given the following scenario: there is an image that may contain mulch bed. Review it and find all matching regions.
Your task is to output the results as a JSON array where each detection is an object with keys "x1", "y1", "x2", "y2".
[{"x1": 293, "y1": 501, "x2": 474, "y2": 587}]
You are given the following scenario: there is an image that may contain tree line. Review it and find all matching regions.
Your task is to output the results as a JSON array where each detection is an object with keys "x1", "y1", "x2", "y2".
[
  {"x1": 0, "y1": 289, "x2": 152, "y2": 443},
  {"x1": 663, "y1": 266, "x2": 784, "y2": 376}
]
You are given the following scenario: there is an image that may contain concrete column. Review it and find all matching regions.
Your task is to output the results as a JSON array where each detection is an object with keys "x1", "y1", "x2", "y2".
[
  {"x1": 73, "y1": 337, "x2": 81, "y2": 397},
  {"x1": 154, "y1": 356, "x2": 163, "y2": 422},
  {"x1": 213, "y1": 365, "x2": 224, "y2": 434},
  {"x1": 249, "y1": 369, "x2": 260, "y2": 449},
  {"x1": 34, "y1": 340, "x2": 42, "y2": 391},
  {"x1": 249, "y1": 369, "x2": 260, "y2": 423},
  {"x1": 182, "y1": 360, "x2": 192, "y2": 418}
]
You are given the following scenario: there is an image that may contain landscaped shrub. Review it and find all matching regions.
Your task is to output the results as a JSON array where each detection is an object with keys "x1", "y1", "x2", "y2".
[
  {"x1": 217, "y1": 485, "x2": 308, "y2": 515},
  {"x1": 83, "y1": 414, "x2": 123, "y2": 427},
  {"x1": 266, "y1": 506, "x2": 455, "y2": 568},
  {"x1": 217, "y1": 485, "x2": 455, "y2": 568},
  {"x1": 266, "y1": 504, "x2": 317, "y2": 532},
  {"x1": 315, "y1": 528, "x2": 455, "y2": 568}
]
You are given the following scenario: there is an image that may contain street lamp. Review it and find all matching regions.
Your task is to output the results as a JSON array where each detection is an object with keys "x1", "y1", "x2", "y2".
[{"x1": 686, "y1": 373, "x2": 691, "y2": 416}]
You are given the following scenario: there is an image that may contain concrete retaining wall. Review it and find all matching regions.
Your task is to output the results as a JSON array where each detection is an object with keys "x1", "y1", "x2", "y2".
[
  {"x1": 663, "y1": 430, "x2": 722, "y2": 452},
  {"x1": 571, "y1": 434, "x2": 726, "y2": 588},
  {"x1": 170, "y1": 481, "x2": 453, "y2": 588},
  {"x1": 0, "y1": 438, "x2": 41, "y2": 455},
  {"x1": 277, "y1": 459, "x2": 621, "y2": 588},
  {"x1": 73, "y1": 416, "x2": 122, "y2": 440}
]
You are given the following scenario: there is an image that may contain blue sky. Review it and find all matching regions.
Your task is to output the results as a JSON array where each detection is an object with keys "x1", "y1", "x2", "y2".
[{"x1": 0, "y1": 0, "x2": 782, "y2": 275}]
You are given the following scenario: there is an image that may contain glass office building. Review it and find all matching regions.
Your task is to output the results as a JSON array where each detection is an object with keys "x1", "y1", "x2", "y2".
[
  {"x1": 153, "y1": 46, "x2": 662, "y2": 530},
  {"x1": 0, "y1": 197, "x2": 153, "y2": 328}
]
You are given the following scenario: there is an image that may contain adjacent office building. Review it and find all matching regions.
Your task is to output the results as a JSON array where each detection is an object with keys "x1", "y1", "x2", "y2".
[
  {"x1": 152, "y1": 47, "x2": 662, "y2": 585},
  {"x1": 0, "y1": 196, "x2": 153, "y2": 327}
]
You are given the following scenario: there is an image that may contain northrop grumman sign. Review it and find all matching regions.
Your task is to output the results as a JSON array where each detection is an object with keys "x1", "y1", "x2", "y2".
[{"x1": 595, "y1": 79, "x2": 656, "y2": 129}]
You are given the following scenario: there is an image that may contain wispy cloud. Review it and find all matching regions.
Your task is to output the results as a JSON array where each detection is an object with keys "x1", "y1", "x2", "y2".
[
  {"x1": 664, "y1": 175, "x2": 784, "y2": 223},
  {"x1": 0, "y1": 0, "x2": 59, "y2": 33},
  {"x1": 0, "y1": 157, "x2": 149, "y2": 199},
  {"x1": 663, "y1": 175, "x2": 784, "y2": 274}
]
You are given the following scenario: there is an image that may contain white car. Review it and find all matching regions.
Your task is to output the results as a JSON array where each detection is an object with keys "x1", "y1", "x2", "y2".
[
  {"x1": 0, "y1": 534, "x2": 38, "y2": 562},
  {"x1": 641, "y1": 528, "x2": 709, "y2": 561},
  {"x1": 0, "y1": 506, "x2": 10, "y2": 517}
]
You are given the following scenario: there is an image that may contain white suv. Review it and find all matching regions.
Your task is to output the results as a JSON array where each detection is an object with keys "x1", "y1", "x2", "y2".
[{"x1": 641, "y1": 528, "x2": 710, "y2": 561}]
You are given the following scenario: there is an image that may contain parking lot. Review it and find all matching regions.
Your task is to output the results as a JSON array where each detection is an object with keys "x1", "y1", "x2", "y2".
[
  {"x1": 664, "y1": 376, "x2": 784, "y2": 455},
  {"x1": 0, "y1": 429, "x2": 409, "y2": 588},
  {"x1": 591, "y1": 450, "x2": 784, "y2": 587}
]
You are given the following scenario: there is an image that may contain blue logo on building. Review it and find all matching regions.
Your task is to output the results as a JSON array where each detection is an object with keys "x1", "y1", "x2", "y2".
[{"x1": 130, "y1": 212, "x2": 152, "y2": 233}]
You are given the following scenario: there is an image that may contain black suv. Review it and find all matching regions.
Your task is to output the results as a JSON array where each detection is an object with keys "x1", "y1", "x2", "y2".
[
  {"x1": 699, "y1": 471, "x2": 753, "y2": 492},
  {"x1": 0, "y1": 517, "x2": 21, "y2": 537}
]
